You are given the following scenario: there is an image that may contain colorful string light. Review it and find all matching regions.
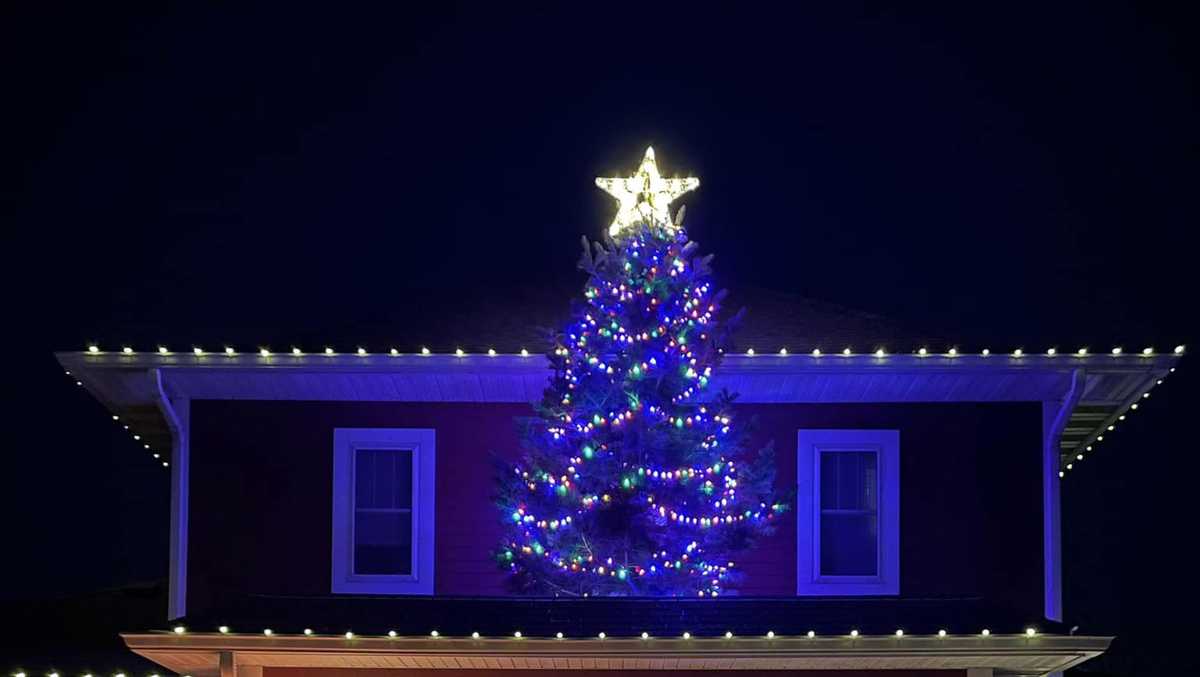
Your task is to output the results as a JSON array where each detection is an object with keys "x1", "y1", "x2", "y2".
[{"x1": 495, "y1": 150, "x2": 781, "y2": 596}]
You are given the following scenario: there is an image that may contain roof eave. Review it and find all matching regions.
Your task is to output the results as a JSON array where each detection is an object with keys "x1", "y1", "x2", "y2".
[{"x1": 123, "y1": 631, "x2": 1114, "y2": 675}]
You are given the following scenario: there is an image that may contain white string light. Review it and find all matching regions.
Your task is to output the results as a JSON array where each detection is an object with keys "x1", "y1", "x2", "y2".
[
  {"x1": 72, "y1": 344, "x2": 1189, "y2": 361},
  {"x1": 70, "y1": 341, "x2": 1183, "y2": 481},
  {"x1": 148, "y1": 628, "x2": 1066, "y2": 638},
  {"x1": 8, "y1": 622, "x2": 1084, "y2": 671}
]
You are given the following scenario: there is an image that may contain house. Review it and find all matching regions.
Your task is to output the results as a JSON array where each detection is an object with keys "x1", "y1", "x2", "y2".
[
  {"x1": 54, "y1": 290, "x2": 1183, "y2": 677},
  {"x1": 48, "y1": 148, "x2": 1185, "y2": 677}
]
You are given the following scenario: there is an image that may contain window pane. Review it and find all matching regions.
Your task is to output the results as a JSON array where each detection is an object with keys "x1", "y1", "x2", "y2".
[
  {"x1": 820, "y1": 513, "x2": 878, "y2": 576},
  {"x1": 820, "y1": 451, "x2": 876, "y2": 510},
  {"x1": 355, "y1": 449, "x2": 413, "y2": 509},
  {"x1": 354, "y1": 511, "x2": 413, "y2": 575},
  {"x1": 819, "y1": 450, "x2": 878, "y2": 576}
]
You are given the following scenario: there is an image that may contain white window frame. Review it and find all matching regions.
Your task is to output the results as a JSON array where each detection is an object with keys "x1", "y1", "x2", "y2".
[
  {"x1": 332, "y1": 427, "x2": 435, "y2": 595},
  {"x1": 796, "y1": 429, "x2": 899, "y2": 596}
]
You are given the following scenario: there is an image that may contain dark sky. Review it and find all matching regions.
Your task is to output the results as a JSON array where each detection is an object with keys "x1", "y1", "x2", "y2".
[{"x1": 3, "y1": 2, "x2": 1197, "y2": 673}]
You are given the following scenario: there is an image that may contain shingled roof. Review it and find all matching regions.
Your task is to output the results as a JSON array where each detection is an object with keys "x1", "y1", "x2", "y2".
[{"x1": 372, "y1": 286, "x2": 942, "y2": 356}]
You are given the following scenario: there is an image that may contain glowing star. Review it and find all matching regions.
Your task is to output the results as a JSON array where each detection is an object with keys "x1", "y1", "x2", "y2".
[{"x1": 595, "y1": 146, "x2": 699, "y2": 238}]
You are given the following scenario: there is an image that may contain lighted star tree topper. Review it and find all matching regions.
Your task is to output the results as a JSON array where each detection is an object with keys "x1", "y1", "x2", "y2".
[
  {"x1": 496, "y1": 147, "x2": 783, "y2": 597},
  {"x1": 595, "y1": 146, "x2": 700, "y2": 238}
]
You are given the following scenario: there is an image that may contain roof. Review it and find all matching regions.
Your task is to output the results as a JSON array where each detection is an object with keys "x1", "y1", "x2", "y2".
[
  {"x1": 70, "y1": 287, "x2": 937, "y2": 359},
  {"x1": 57, "y1": 348, "x2": 1180, "y2": 473},
  {"x1": 124, "y1": 628, "x2": 1111, "y2": 675}
]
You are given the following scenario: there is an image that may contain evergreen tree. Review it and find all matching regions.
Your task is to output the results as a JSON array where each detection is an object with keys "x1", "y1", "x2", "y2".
[{"x1": 496, "y1": 148, "x2": 781, "y2": 597}]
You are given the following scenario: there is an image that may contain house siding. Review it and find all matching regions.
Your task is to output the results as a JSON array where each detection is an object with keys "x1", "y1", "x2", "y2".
[{"x1": 187, "y1": 400, "x2": 1042, "y2": 617}]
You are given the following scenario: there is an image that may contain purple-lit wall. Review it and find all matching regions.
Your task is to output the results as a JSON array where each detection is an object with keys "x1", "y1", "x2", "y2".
[{"x1": 186, "y1": 400, "x2": 1042, "y2": 615}]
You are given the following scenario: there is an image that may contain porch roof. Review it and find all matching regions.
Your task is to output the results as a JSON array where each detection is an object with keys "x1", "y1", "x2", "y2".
[{"x1": 123, "y1": 630, "x2": 1112, "y2": 675}]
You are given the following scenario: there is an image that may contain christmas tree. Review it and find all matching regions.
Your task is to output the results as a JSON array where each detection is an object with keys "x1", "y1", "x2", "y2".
[{"x1": 496, "y1": 147, "x2": 781, "y2": 597}]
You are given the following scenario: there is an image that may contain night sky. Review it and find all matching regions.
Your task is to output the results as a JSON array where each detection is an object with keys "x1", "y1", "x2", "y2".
[{"x1": 4, "y1": 3, "x2": 1198, "y2": 674}]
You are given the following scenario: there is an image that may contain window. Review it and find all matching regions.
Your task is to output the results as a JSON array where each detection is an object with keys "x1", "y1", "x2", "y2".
[
  {"x1": 796, "y1": 429, "x2": 898, "y2": 595},
  {"x1": 332, "y1": 428, "x2": 435, "y2": 594}
]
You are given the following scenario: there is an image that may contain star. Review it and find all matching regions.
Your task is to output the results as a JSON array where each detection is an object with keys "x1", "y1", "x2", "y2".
[{"x1": 595, "y1": 147, "x2": 699, "y2": 238}]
